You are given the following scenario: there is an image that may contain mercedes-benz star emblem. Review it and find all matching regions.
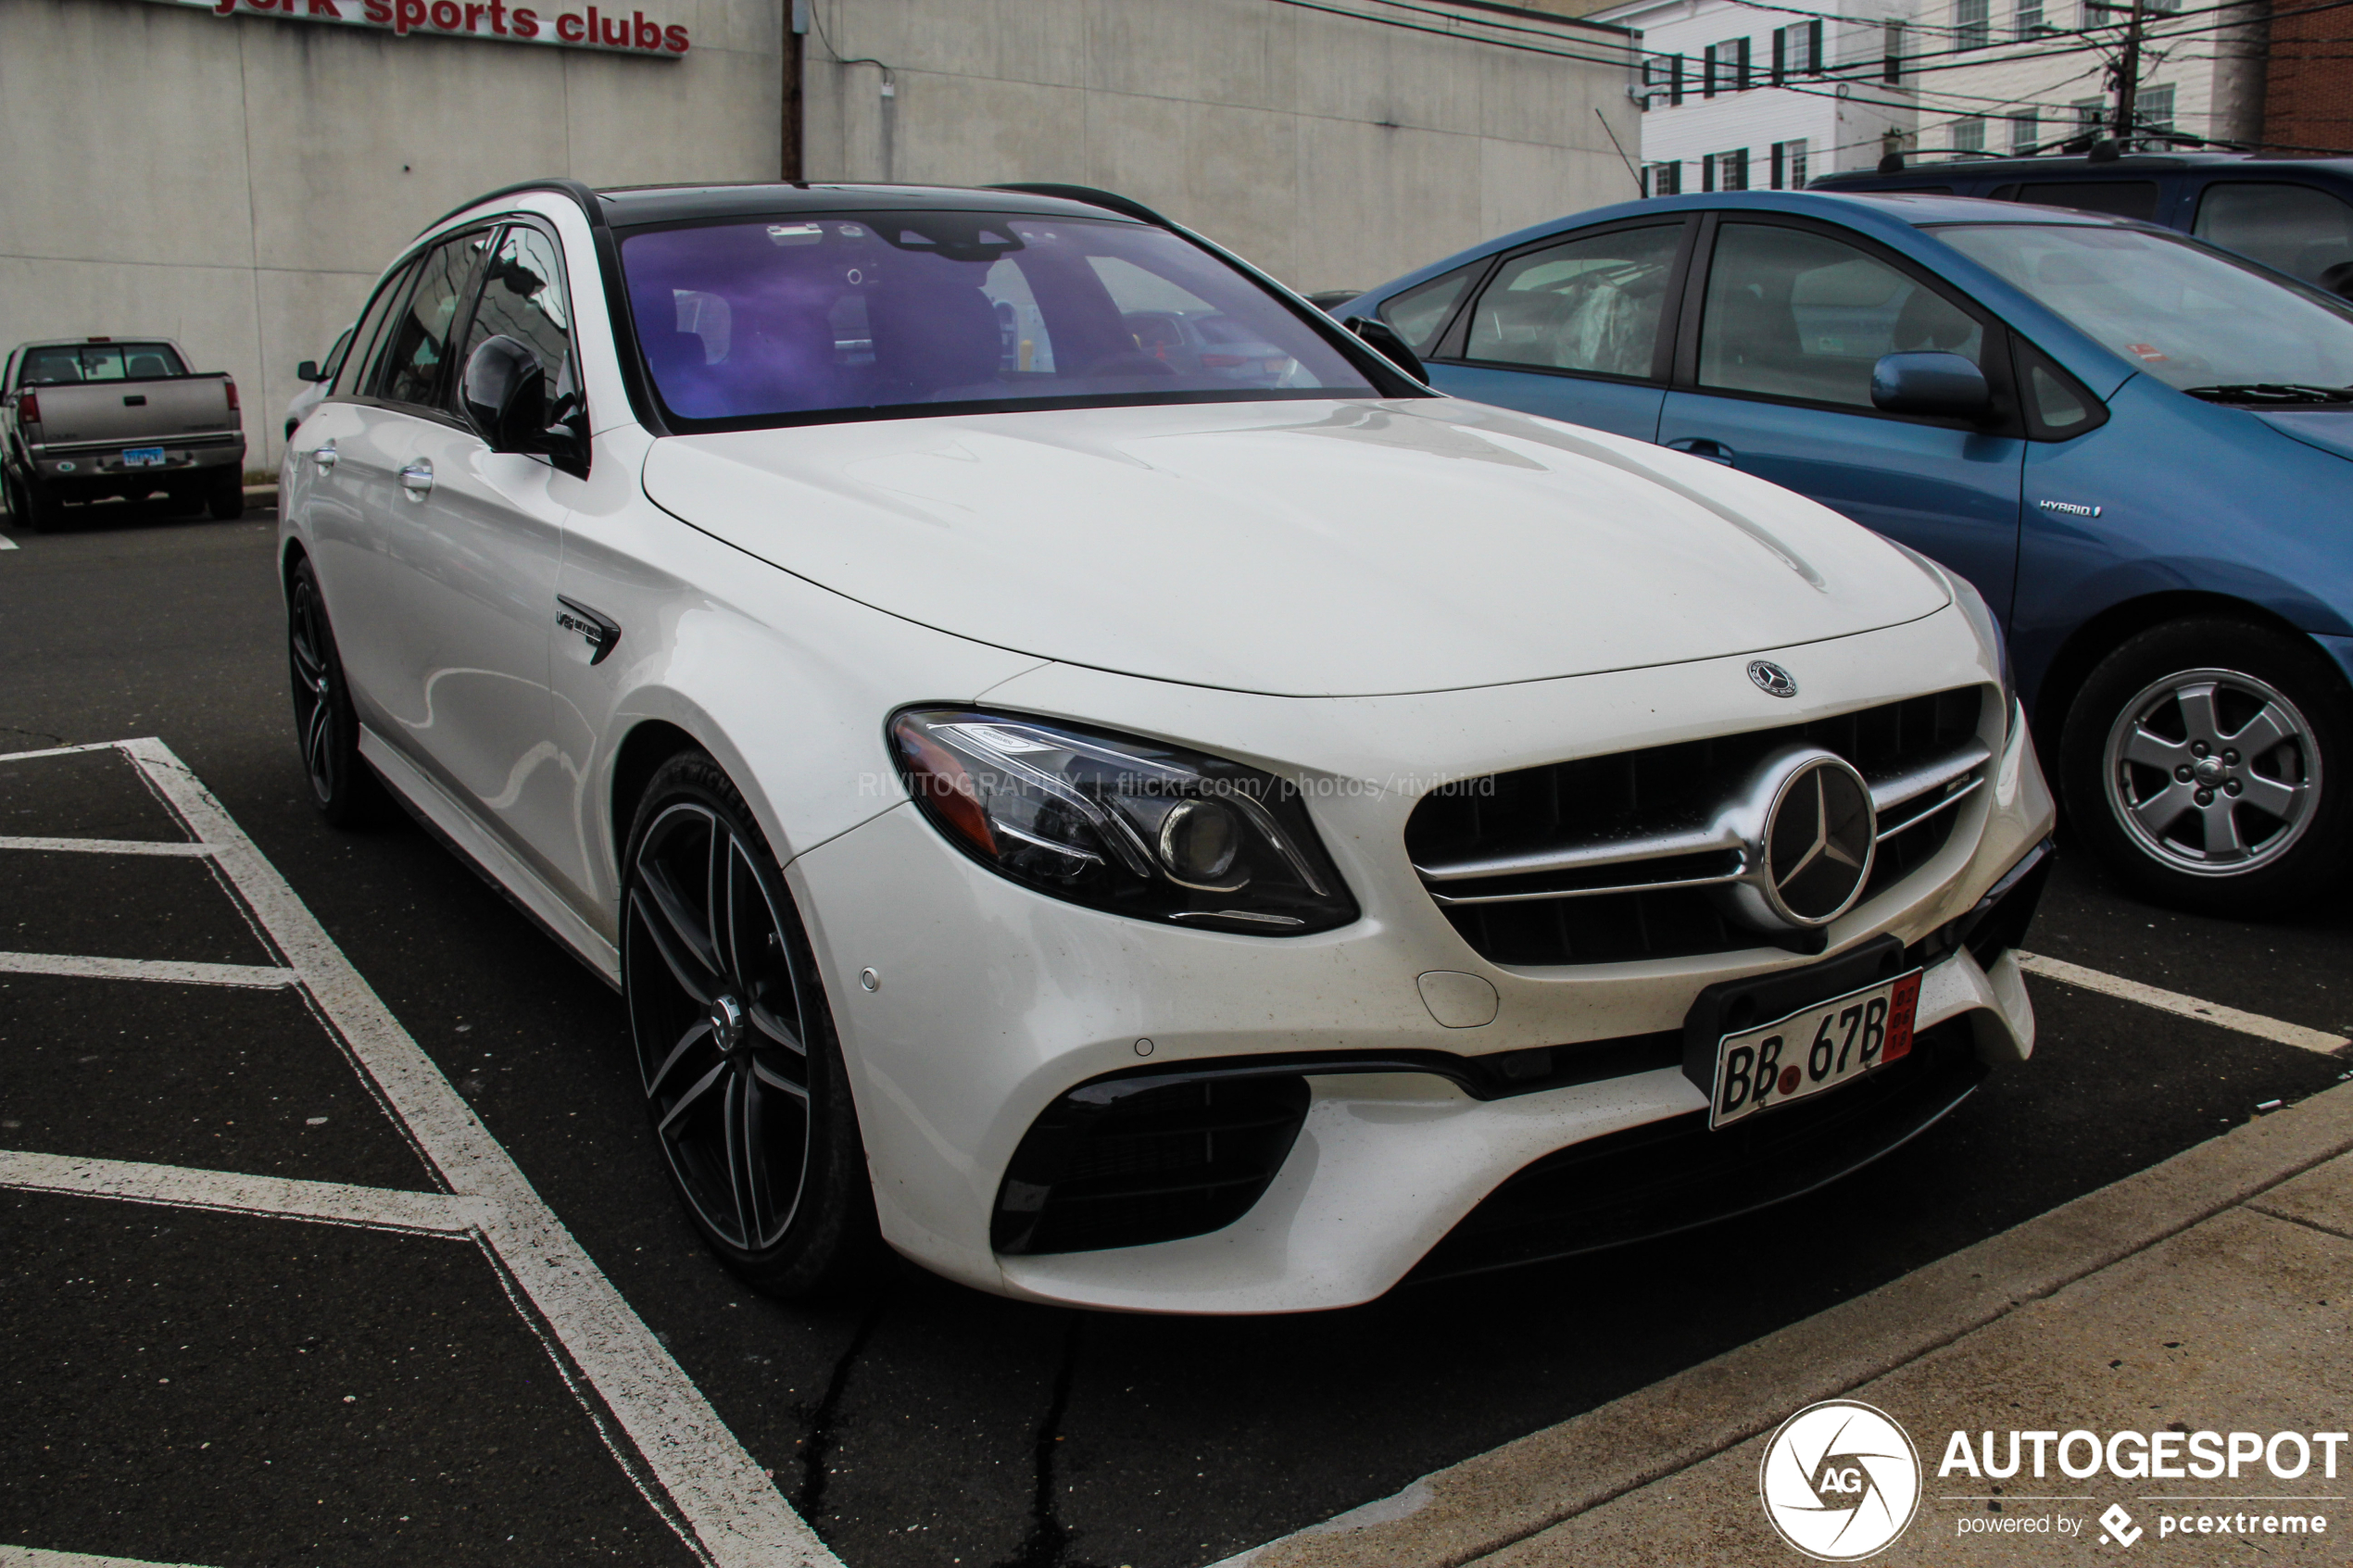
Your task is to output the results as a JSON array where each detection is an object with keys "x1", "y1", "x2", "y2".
[
  {"x1": 1748, "y1": 659, "x2": 1799, "y2": 698},
  {"x1": 1765, "y1": 759, "x2": 1876, "y2": 926}
]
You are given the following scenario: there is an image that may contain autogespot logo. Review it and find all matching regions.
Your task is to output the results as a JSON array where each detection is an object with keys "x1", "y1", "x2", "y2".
[{"x1": 1760, "y1": 1400, "x2": 1923, "y2": 1561}]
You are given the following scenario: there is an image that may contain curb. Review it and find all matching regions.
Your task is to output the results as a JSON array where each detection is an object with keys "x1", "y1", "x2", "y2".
[{"x1": 1227, "y1": 1074, "x2": 2353, "y2": 1568}]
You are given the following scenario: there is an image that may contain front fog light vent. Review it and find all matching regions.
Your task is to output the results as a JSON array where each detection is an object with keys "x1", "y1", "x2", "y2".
[{"x1": 991, "y1": 1073, "x2": 1313, "y2": 1255}]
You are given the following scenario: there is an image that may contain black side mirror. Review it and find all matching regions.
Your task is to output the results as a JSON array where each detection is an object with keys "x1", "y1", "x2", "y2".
[
  {"x1": 1871, "y1": 351, "x2": 1991, "y2": 419},
  {"x1": 462, "y1": 335, "x2": 547, "y2": 451},
  {"x1": 1341, "y1": 316, "x2": 1429, "y2": 384},
  {"x1": 296, "y1": 359, "x2": 321, "y2": 383}
]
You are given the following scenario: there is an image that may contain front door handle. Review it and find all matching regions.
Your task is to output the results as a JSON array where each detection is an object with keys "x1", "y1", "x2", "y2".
[
  {"x1": 398, "y1": 458, "x2": 434, "y2": 500},
  {"x1": 313, "y1": 442, "x2": 338, "y2": 472},
  {"x1": 1666, "y1": 437, "x2": 1736, "y2": 465}
]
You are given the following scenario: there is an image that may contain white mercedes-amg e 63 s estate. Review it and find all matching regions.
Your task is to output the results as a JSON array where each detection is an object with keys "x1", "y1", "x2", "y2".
[{"x1": 279, "y1": 180, "x2": 2055, "y2": 1313}]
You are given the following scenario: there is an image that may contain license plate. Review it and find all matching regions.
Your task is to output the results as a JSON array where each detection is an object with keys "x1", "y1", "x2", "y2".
[
  {"x1": 1707, "y1": 970, "x2": 1920, "y2": 1129},
  {"x1": 121, "y1": 446, "x2": 166, "y2": 468}
]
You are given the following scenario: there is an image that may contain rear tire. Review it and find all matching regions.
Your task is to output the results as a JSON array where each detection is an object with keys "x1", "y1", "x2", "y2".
[
  {"x1": 13, "y1": 472, "x2": 61, "y2": 533},
  {"x1": 286, "y1": 555, "x2": 381, "y2": 826},
  {"x1": 2059, "y1": 616, "x2": 2353, "y2": 914},
  {"x1": 621, "y1": 751, "x2": 892, "y2": 1300},
  {"x1": 208, "y1": 474, "x2": 245, "y2": 521}
]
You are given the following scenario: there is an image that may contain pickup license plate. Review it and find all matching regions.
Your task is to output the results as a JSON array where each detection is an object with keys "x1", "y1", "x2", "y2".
[
  {"x1": 1707, "y1": 970, "x2": 1920, "y2": 1129},
  {"x1": 121, "y1": 447, "x2": 166, "y2": 468}
]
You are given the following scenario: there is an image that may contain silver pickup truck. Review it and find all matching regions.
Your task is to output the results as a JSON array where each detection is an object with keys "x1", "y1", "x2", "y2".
[{"x1": 1, "y1": 337, "x2": 246, "y2": 531}]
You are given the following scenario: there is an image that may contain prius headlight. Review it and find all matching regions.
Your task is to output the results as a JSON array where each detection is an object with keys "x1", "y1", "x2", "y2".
[{"x1": 888, "y1": 709, "x2": 1358, "y2": 935}]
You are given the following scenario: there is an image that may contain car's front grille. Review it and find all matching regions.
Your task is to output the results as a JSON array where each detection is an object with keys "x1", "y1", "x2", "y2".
[
  {"x1": 1406, "y1": 687, "x2": 1990, "y2": 966},
  {"x1": 991, "y1": 1074, "x2": 1312, "y2": 1255}
]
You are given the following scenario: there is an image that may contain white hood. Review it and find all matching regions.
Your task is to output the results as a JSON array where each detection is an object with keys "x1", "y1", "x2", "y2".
[{"x1": 641, "y1": 398, "x2": 1950, "y2": 698}]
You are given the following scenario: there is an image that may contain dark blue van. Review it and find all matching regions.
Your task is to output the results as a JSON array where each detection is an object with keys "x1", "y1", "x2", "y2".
[
  {"x1": 1809, "y1": 152, "x2": 2353, "y2": 297},
  {"x1": 1344, "y1": 191, "x2": 2353, "y2": 915}
]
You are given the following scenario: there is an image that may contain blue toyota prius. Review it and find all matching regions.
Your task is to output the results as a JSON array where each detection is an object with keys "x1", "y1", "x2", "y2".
[{"x1": 1345, "y1": 191, "x2": 2353, "y2": 916}]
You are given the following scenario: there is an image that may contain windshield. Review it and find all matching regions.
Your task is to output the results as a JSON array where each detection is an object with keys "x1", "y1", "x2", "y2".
[
  {"x1": 1933, "y1": 222, "x2": 2353, "y2": 398},
  {"x1": 618, "y1": 211, "x2": 1379, "y2": 428},
  {"x1": 19, "y1": 343, "x2": 187, "y2": 384}
]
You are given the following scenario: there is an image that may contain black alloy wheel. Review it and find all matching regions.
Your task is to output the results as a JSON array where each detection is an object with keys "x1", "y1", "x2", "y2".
[
  {"x1": 285, "y1": 556, "x2": 377, "y2": 825},
  {"x1": 622, "y1": 751, "x2": 887, "y2": 1298},
  {"x1": 2061, "y1": 616, "x2": 2353, "y2": 914}
]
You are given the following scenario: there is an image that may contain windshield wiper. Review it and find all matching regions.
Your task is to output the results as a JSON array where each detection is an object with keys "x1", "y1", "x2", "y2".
[{"x1": 2180, "y1": 383, "x2": 2353, "y2": 406}]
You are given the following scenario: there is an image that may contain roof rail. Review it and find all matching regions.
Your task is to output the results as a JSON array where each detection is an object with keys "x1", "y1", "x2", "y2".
[
  {"x1": 416, "y1": 178, "x2": 604, "y2": 238},
  {"x1": 986, "y1": 182, "x2": 1170, "y2": 227}
]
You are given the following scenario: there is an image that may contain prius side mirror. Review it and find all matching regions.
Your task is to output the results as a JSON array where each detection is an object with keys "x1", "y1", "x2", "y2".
[
  {"x1": 1342, "y1": 316, "x2": 1429, "y2": 384},
  {"x1": 460, "y1": 335, "x2": 588, "y2": 477},
  {"x1": 1871, "y1": 351, "x2": 1991, "y2": 420}
]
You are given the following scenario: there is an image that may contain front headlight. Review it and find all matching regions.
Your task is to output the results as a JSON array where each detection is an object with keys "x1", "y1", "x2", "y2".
[
  {"x1": 889, "y1": 709, "x2": 1359, "y2": 935},
  {"x1": 1947, "y1": 573, "x2": 2018, "y2": 729}
]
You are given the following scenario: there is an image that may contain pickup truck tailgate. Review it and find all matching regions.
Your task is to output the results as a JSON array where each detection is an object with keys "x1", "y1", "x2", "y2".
[{"x1": 30, "y1": 375, "x2": 238, "y2": 445}]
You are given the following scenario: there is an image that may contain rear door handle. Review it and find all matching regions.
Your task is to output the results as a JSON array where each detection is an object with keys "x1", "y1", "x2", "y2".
[
  {"x1": 1666, "y1": 437, "x2": 1736, "y2": 465},
  {"x1": 398, "y1": 458, "x2": 434, "y2": 500}
]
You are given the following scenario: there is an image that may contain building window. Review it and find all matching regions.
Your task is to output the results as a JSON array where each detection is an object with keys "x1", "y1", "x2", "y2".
[
  {"x1": 2136, "y1": 82, "x2": 2175, "y2": 135},
  {"x1": 2009, "y1": 109, "x2": 2038, "y2": 152},
  {"x1": 1952, "y1": 116, "x2": 1986, "y2": 153},
  {"x1": 1772, "y1": 20, "x2": 1822, "y2": 82},
  {"x1": 2073, "y1": 95, "x2": 2107, "y2": 138},
  {"x1": 1645, "y1": 161, "x2": 1683, "y2": 195},
  {"x1": 1704, "y1": 36, "x2": 1751, "y2": 95},
  {"x1": 1883, "y1": 20, "x2": 1905, "y2": 82},
  {"x1": 1955, "y1": 0, "x2": 1990, "y2": 49},
  {"x1": 1705, "y1": 148, "x2": 1750, "y2": 191},
  {"x1": 1642, "y1": 53, "x2": 1683, "y2": 107},
  {"x1": 1769, "y1": 138, "x2": 1810, "y2": 188},
  {"x1": 2015, "y1": 0, "x2": 2046, "y2": 36}
]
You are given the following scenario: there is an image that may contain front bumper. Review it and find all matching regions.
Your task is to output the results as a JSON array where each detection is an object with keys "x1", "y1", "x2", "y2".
[{"x1": 790, "y1": 633, "x2": 2056, "y2": 1313}]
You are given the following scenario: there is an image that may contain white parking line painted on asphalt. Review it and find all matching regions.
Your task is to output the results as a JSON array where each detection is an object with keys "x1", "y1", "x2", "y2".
[
  {"x1": 1, "y1": 1548, "x2": 213, "y2": 1567},
  {"x1": 0, "y1": 951, "x2": 296, "y2": 988},
  {"x1": 0, "y1": 1151, "x2": 484, "y2": 1236},
  {"x1": 0, "y1": 741, "x2": 141, "y2": 765},
  {"x1": 0, "y1": 836, "x2": 215, "y2": 856},
  {"x1": 2016, "y1": 950, "x2": 2350, "y2": 1055},
  {"x1": 107, "y1": 738, "x2": 839, "y2": 1568},
  {"x1": 0, "y1": 534, "x2": 19, "y2": 551}
]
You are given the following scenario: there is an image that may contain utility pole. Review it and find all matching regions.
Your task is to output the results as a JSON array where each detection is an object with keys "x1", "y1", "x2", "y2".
[{"x1": 2111, "y1": 0, "x2": 2146, "y2": 140}]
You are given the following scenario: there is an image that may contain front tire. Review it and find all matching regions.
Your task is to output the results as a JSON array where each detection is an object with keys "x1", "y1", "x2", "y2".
[
  {"x1": 286, "y1": 555, "x2": 379, "y2": 826},
  {"x1": 2060, "y1": 617, "x2": 2353, "y2": 913},
  {"x1": 622, "y1": 751, "x2": 888, "y2": 1298}
]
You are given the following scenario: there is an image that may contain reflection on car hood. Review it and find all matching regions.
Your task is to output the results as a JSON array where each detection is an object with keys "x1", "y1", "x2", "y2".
[
  {"x1": 2253, "y1": 408, "x2": 2353, "y2": 466},
  {"x1": 641, "y1": 399, "x2": 1952, "y2": 697}
]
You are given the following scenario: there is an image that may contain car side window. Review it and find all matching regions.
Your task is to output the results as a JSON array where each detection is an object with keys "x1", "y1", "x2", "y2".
[
  {"x1": 2014, "y1": 181, "x2": 2159, "y2": 221},
  {"x1": 1465, "y1": 226, "x2": 1680, "y2": 378},
  {"x1": 378, "y1": 232, "x2": 492, "y2": 410},
  {"x1": 457, "y1": 225, "x2": 579, "y2": 425},
  {"x1": 2195, "y1": 182, "x2": 2353, "y2": 292},
  {"x1": 1378, "y1": 261, "x2": 1481, "y2": 356},
  {"x1": 339, "y1": 257, "x2": 420, "y2": 398},
  {"x1": 1698, "y1": 222, "x2": 1982, "y2": 410}
]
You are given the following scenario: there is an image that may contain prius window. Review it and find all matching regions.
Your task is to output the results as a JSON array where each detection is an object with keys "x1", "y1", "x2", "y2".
[
  {"x1": 1699, "y1": 223, "x2": 1982, "y2": 408},
  {"x1": 1465, "y1": 226, "x2": 1680, "y2": 378}
]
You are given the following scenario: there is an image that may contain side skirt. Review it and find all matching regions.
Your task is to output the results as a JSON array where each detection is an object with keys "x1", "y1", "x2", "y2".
[{"x1": 358, "y1": 726, "x2": 622, "y2": 989}]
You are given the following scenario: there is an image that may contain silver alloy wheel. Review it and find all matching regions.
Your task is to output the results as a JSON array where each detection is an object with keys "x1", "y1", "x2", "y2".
[
  {"x1": 624, "y1": 800, "x2": 812, "y2": 1251},
  {"x1": 287, "y1": 571, "x2": 340, "y2": 808},
  {"x1": 2101, "y1": 665, "x2": 2322, "y2": 877}
]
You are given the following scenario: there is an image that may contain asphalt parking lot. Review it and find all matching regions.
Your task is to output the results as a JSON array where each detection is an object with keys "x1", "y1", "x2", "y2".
[{"x1": 4, "y1": 501, "x2": 2350, "y2": 1568}]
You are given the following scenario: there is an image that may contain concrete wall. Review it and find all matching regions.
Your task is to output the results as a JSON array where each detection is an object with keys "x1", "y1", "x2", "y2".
[
  {"x1": 0, "y1": 0, "x2": 784, "y2": 470},
  {"x1": 798, "y1": 0, "x2": 1642, "y2": 295}
]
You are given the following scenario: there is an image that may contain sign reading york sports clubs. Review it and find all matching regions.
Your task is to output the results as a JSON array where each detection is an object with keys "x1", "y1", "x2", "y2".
[{"x1": 145, "y1": 0, "x2": 690, "y2": 56}]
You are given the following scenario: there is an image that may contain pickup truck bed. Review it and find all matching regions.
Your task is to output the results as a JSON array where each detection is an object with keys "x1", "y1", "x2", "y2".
[{"x1": 2, "y1": 338, "x2": 247, "y2": 531}]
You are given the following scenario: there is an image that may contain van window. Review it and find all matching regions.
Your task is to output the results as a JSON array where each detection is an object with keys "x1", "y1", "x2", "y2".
[
  {"x1": 2194, "y1": 182, "x2": 2353, "y2": 291},
  {"x1": 2014, "y1": 182, "x2": 2160, "y2": 220}
]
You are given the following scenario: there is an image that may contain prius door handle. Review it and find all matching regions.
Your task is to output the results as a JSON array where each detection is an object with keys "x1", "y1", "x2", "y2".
[
  {"x1": 313, "y1": 442, "x2": 338, "y2": 472},
  {"x1": 1666, "y1": 437, "x2": 1736, "y2": 465},
  {"x1": 398, "y1": 458, "x2": 434, "y2": 500}
]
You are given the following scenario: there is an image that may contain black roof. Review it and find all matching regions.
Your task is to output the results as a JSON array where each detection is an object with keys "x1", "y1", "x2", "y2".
[
  {"x1": 422, "y1": 178, "x2": 1152, "y2": 237},
  {"x1": 1813, "y1": 152, "x2": 2353, "y2": 188}
]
